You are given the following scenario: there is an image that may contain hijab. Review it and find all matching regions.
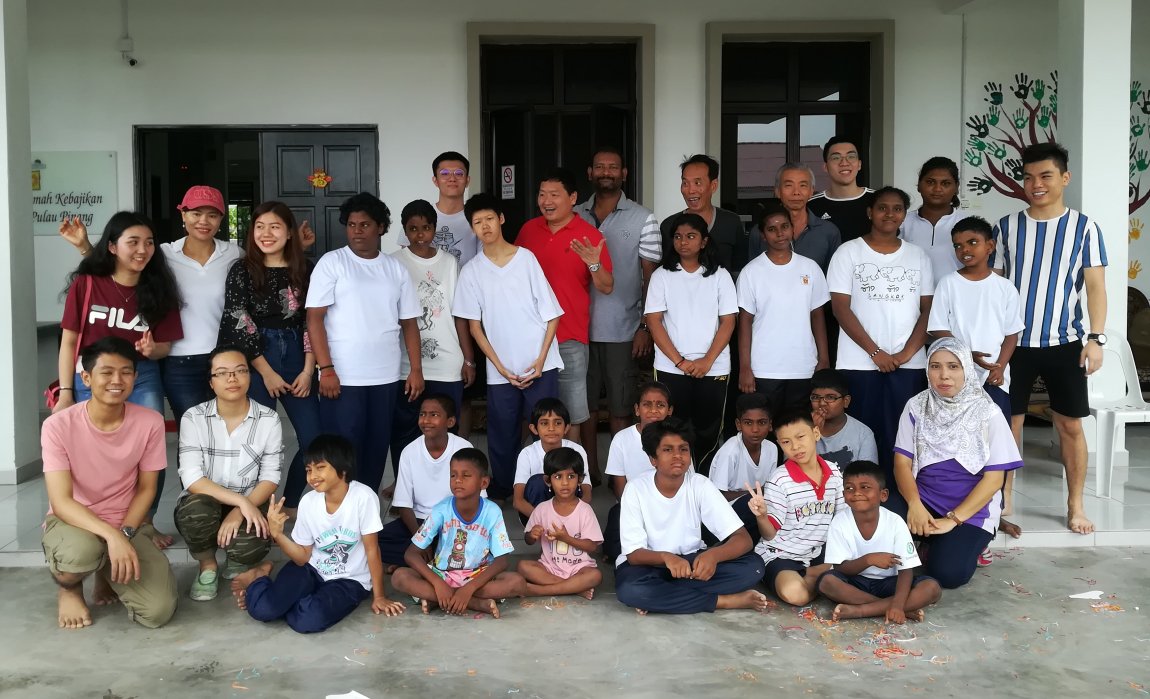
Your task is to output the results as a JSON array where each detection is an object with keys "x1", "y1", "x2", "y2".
[{"x1": 909, "y1": 337, "x2": 998, "y2": 475}]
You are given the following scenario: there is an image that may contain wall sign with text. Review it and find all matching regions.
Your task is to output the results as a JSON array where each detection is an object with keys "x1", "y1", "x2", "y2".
[{"x1": 31, "y1": 151, "x2": 117, "y2": 236}]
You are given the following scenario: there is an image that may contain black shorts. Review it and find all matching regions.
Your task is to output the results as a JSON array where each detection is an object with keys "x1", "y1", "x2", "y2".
[
  {"x1": 1008, "y1": 343, "x2": 1089, "y2": 418},
  {"x1": 817, "y1": 569, "x2": 935, "y2": 598},
  {"x1": 762, "y1": 551, "x2": 824, "y2": 592}
]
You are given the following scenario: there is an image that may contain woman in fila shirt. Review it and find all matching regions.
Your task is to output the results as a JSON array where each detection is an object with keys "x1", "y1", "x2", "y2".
[{"x1": 644, "y1": 212, "x2": 738, "y2": 474}]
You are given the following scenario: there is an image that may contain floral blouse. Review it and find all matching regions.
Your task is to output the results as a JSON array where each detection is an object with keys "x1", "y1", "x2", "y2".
[{"x1": 220, "y1": 260, "x2": 312, "y2": 361}]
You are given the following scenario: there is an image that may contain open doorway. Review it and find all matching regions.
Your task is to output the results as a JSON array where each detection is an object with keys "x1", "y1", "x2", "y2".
[{"x1": 135, "y1": 126, "x2": 378, "y2": 257}]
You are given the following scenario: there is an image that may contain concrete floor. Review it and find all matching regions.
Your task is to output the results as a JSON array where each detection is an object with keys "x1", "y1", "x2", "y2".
[{"x1": 1, "y1": 546, "x2": 1147, "y2": 698}]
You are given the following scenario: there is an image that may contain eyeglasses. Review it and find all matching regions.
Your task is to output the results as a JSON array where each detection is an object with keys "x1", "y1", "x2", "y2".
[
  {"x1": 827, "y1": 153, "x2": 859, "y2": 163},
  {"x1": 438, "y1": 168, "x2": 466, "y2": 178},
  {"x1": 810, "y1": 393, "x2": 844, "y2": 403},
  {"x1": 211, "y1": 368, "x2": 250, "y2": 380}
]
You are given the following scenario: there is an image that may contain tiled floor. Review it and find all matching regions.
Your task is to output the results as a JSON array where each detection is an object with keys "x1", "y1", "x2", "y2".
[{"x1": 2, "y1": 417, "x2": 1147, "y2": 564}]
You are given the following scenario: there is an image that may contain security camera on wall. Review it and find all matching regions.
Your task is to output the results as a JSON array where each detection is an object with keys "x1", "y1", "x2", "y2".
[{"x1": 123, "y1": 54, "x2": 139, "y2": 67}]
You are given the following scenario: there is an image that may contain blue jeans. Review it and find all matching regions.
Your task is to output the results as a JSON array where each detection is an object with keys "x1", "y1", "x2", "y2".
[
  {"x1": 248, "y1": 328, "x2": 321, "y2": 508},
  {"x1": 486, "y1": 369, "x2": 559, "y2": 500},
  {"x1": 160, "y1": 354, "x2": 212, "y2": 422},
  {"x1": 320, "y1": 382, "x2": 399, "y2": 495},
  {"x1": 388, "y1": 379, "x2": 464, "y2": 481},
  {"x1": 245, "y1": 562, "x2": 368, "y2": 634},
  {"x1": 76, "y1": 359, "x2": 167, "y2": 516},
  {"x1": 615, "y1": 551, "x2": 764, "y2": 614}
]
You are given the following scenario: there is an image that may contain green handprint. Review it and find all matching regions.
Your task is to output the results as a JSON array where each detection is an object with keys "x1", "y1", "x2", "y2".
[
  {"x1": 963, "y1": 148, "x2": 982, "y2": 167},
  {"x1": 1049, "y1": 92, "x2": 1058, "y2": 114},
  {"x1": 1133, "y1": 117, "x2": 1146, "y2": 138},
  {"x1": 1012, "y1": 108, "x2": 1028, "y2": 130},
  {"x1": 988, "y1": 142, "x2": 1007, "y2": 160},
  {"x1": 1137, "y1": 149, "x2": 1149, "y2": 172},
  {"x1": 1033, "y1": 79, "x2": 1046, "y2": 102},
  {"x1": 988, "y1": 105, "x2": 1000, "y2": 126},
  {"x1": 967, "y1": 135, "x2": 987, "y2": 151},
  {"x1": 1037, "y1": 106, "x2": 1052, "y2": 129},
  {"x1": 1133, "y1": 81, "x2": 1143, "y2": 105}
]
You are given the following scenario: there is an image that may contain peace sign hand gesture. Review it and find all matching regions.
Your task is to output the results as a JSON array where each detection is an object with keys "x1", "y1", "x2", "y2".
[
  {"x1": 266, "y1": 494, "x2": 289, "y2": 540},
  {"x1": 744, "y1": 481, "x2": 768, "y2": 519}
]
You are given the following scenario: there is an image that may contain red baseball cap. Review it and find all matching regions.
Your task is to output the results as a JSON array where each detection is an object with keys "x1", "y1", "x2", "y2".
[{"x1": 177, "y1": 185, "x2": 225, "y2": 213}]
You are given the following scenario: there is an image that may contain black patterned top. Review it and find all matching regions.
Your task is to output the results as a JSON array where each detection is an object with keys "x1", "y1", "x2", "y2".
[{"x1": 219, "y1": 260, "x2": 312, "y2": 361}]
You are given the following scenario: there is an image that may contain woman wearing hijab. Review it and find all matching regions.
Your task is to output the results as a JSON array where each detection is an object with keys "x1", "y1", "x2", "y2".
[{"x1": 893, "y1": 337, "x2": 1023, "y2": 589}]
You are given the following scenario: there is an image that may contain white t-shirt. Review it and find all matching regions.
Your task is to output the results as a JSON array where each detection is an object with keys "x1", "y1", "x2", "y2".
[
  {"x1": 645, "y1": 266, "x2": 738, "y2": 376},
  {"x1": 161, "y1": 238, "x2": 243, "y2": 356},
  {"x1": 399, "y1": 206, "x2": 479, "y2": 268},
  {"x1": 292, "y1": 480, "x2": 384, "y2": 590},
  {"x1": 452, "y1": 248, "x2": 564, "y2": 385},
  {"x1": 392, "y1": 433, "x2": 475, "y2": 519},
  {"x1": 306, "y1": 247, "x2": 420, "y2": 386},
  {"x1": 708, "y1": 434, "x2": 779, "y2": 492},
  {"x1": 928, "y1": 272, "x2": 1025, "y2": 391},
  {"x1": 391, "y1": 247, "x2": 464, "y2": 382},
  {"x1": 514, "y1": 439, "x2": 590, "y2": 485},
  {"x1": 617, "y1": 471, "x2": 743, "y2": 567},
  {"x1": 826, "y1": 238, "x2": 935, "y2": 371},
  {"x1": 901, "y1": 209, "x2": 963, "y2": 282},
  {"x1": 737, "y1": 253, "x2": 831, "y2": 379},
  {"x1": 824, "y1": 506, "x2": 922, "y2": 579}
]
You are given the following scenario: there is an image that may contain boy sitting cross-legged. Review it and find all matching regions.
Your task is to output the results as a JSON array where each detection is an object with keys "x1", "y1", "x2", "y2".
[
  {"x1": 816, "y1": 460, "x2": 942, "y2": 623},
  {"x1": 391, "y1": 448, "x2": 526, "y2": 617},
  {"x1": 615, "y1": 417, "x2": 769, "y2": 615}
]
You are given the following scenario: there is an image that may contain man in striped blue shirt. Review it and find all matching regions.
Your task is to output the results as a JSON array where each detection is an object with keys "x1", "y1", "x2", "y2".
[{"x1": 991, "y1": 142, "x2": 1108, "y2": 536}]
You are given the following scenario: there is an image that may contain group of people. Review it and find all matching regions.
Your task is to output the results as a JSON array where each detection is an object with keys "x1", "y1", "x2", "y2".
[{"x1": 40, "y1": 136, "x2": 1107, "y2": 631}]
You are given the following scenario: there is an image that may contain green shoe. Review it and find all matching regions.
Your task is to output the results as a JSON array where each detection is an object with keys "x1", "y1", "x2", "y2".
[
  {"x1": 222, "y1": 560, "x2": 250, "y2": 580},
  {"x1": 190, "y1": 569, "x2": 218, "y2": 601}
]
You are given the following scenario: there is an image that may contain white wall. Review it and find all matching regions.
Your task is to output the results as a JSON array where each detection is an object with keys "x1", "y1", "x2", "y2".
[{"x1": 29, "y1": 0, "x2": 965, "y2": 321}]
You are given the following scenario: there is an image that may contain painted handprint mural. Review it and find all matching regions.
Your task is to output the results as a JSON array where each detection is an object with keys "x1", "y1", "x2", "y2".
[{"x1": 964, "y1": 71, "x2": 1150, "y2": 295}]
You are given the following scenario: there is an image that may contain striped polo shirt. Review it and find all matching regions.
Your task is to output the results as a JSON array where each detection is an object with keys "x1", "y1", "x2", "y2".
[
  {"x1": 991, "y1": 208, "x2": 1107, "y2": 348},
  {"x1": 753, "y1": 456, "x2": 844, "y2": 566}
]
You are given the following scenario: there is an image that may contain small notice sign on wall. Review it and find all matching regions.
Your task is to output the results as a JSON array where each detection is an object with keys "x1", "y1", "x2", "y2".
[
  {"x1": 500, "y1": 165, "x2": 515, "y2": 200},
  {"x1": 32, "y1": 151, "x2": 117, "y2": 236}
]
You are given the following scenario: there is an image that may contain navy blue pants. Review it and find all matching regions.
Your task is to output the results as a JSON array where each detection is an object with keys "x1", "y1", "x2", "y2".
[
  {"x1": 842, "y1": 368, "x2": 926, "y2": 516},
  {"x1": 653, "y1": 371, "x2": 729, "y2": 475},
  {"x1": 486, "y1": 370, "x2": 559, "y2": 500},
  {"x1": 245, "y1": 562, "x2": 369, "y2": 633},
  {"x1": 919, "y1": 505, "x2": 994, "y2": 589},
  {"x1": 730, "y1": 493, "x2": 760, "y2": 546},
  {"x1": 615, "y1": 550, "x2": 764, "y2": 614},
  {"x1": 320, "y1": 381, "x2": 399, "y2": 495},
  {"x1": 603, "y1": 503, "x2": 622, "y2": 565},
  {"x1": 161, "y1": 353, "x2": 213, "y2": 422},
  {"x1": 248, "y1": 328, "x2": 322, "y2": 508},
  {"x1": 378, "y1": 517, "x2": 421, "y2": 566},
  {"x1": 388, "y1": 379, "x2": 465, "y2": 479}
]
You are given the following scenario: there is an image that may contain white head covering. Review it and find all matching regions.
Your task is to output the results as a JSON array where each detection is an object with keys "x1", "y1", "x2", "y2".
[{"x1": 909, "y1": 337, "x2": 998, "y2": 474}]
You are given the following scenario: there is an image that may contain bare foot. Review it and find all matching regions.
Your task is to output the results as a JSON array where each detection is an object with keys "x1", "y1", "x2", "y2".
[
  {"x1": 578, "y1": 588, "x2": 595, "y2": 601},
  {"x1": 58, "y1": 586, "x2": 93, "y2": 629},
  {"x1": 1068, "y1": 511, "x2": 1095, "y2": 535},
  {"x1": 1000, "y1": 518, "x2": 1022, "y2": 539},
  {"x1": 635, "y1": 608, "x2": 648, "y2": 616},
  {"x1": 467, "y1": 597, "x2": 500, "y2": 618},
  {"x1": 832, "y1": 603, "x2": 866, "y2": 620},
  {"x1": 148, "y1": 528, "x2": 174, "y2": 550},
  {"x1": 92, "y1": 575, "x2": 119, "y2": 606},
  {"x1": 907, "y1": 609, "x2": 925, "y2": 622},
  {"x1": 717, "y1": 589, "x2": 771, "y2": 612},
  {"x1": 230, "y1": 560, "x2": 273, "y2": 609},
  {"x1": 420, "y1": 599, "x2": 431, "y2": 615}
]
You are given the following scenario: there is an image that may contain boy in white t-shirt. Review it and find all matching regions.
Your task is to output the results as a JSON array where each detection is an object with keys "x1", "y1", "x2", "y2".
[
  {"x1": 379, "y1": 394, "x2": 474, "y2": 566},
  {"x1": 747, "y1": 408, "x2": 844, "y2": 607},
  {"x1": 615, "y1": 418, "x2": 769, "y2": 615},
  {"x1": 513, "y1": 398, "x2": 591, "y2": 522},
  {"x1": 452, "y1": 193, "x2": 564, "y2": 501},
  {"x1": 816, "y1": 461, "x2": 941, "y2": 623},
  {"x1": 231, "y1": 435, "x2": 405, "y2": 633},
  {"x1": 928, "y1": 215, "x2": 1024, "y2": 539},
  {"x1": 709, "y1": 393, "x2": 779, "y2": 544},
  {"x1": 387, "y1": 200, "x2": 477, "y2": 490},
  {"x1": 738, "y1": 202, "x2": 830, "y2": 416}
]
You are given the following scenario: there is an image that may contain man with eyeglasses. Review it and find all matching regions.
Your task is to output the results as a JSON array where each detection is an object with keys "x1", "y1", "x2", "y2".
[
  {"x1": 808, "y1": 136, "x2": 875, "y2": 243},
  {"x1": 575, "y1": 146, "x2": 661, "y2": 484},
  {"x1": 403, "y1": 151, "x2": 479, "y2": 266}
]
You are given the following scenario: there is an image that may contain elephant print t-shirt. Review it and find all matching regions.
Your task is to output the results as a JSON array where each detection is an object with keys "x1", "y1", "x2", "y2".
[{"x1": 826, "y1": 238, "x2": 935, "y2": 371}]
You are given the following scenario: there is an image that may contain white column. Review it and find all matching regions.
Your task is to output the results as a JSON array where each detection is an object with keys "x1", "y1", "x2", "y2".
[
  {"x1": 0, "y1": 0, "x2": 41, "y2": 485},
  {"x1": 1058, "y1": 0, "x2": 1131, "y2": 330}
]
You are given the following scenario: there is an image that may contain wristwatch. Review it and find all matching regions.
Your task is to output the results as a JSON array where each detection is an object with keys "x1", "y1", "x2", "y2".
[
  {"x1": 463, "y1": 360, "x2": 476, "y2": 368},
  {"x1": 1087, "y1": 333, "x2": 1108, "y2": 346},
  {"x1": 120, "y1": 525, "x2": 137, "y2": 540},
  {"x1": 945, "y1": 511, "x2": 963, "y2": 526},
  {"x1": 587, "y1": 262, "x2": 602, "y2": 273}
]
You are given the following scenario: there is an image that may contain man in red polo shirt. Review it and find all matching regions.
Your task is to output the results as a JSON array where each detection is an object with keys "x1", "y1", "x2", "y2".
[{"x1": 517, "y1": 168, "x2": 614, "y2": 443}]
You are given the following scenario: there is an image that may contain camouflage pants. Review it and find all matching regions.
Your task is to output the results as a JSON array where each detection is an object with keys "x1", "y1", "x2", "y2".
[{"x1": 174, "y1": 493, "x2": 270, "y2": 565}]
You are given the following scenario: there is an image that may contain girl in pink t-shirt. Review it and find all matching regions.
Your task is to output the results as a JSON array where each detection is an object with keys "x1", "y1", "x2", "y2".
[{"x1": 520, "y1": 447, "x2": 604, "y2": 600}]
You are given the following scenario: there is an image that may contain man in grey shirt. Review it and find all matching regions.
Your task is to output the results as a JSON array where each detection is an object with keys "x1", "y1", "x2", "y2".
[
  {"x1": 660, "y1": 154, "x2": 748, "y2": 277},
  {"x1": 576, "y1": 146, "x2": 662, "y2": 483},
  {"x1": 748, "y1": 164, "x2": 842, "y2": 273}
]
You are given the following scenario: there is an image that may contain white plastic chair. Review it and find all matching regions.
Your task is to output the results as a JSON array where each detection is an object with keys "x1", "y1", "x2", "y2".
[{"x1": 1087, "y1": 330, "x2": 1150, "y2": 498}]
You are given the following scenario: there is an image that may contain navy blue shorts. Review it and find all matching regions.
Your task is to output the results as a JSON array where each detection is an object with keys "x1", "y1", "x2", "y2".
[
  {"x1": 819, "y1": 569, "x2": 935, "y2": 598},
  {"x1": 762, "y1": 551, "x2": 824, "y2": 592}
]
